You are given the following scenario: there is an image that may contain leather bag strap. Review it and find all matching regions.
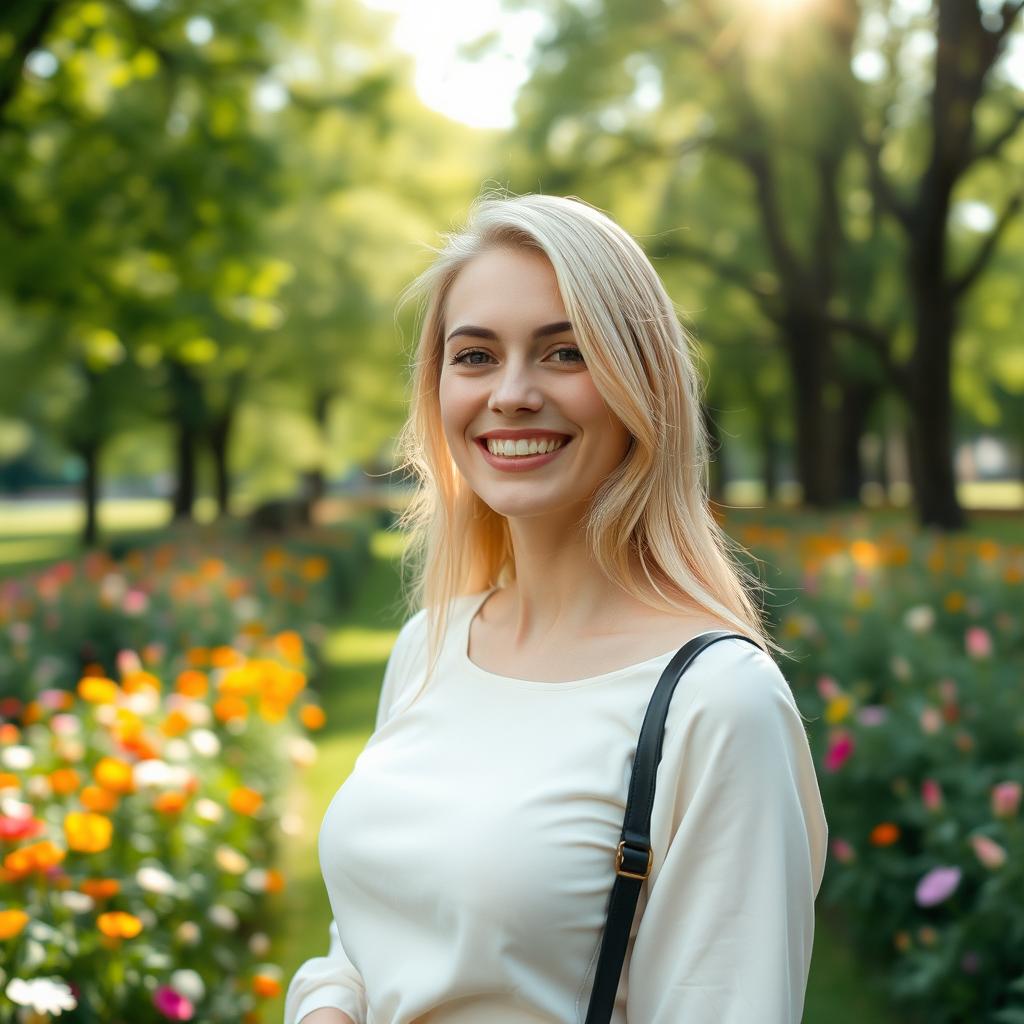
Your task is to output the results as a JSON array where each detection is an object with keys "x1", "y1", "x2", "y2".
[{"x1": 583, "y1": 630, "x2": 763, "y2": 1023}]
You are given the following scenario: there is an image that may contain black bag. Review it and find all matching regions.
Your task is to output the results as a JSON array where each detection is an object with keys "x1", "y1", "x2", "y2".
[{"x1": 584, "y1": 630, "x2": 762, "y2": 1023}]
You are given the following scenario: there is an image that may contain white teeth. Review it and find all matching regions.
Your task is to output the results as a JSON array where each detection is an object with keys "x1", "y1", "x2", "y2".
[{"x1": 485, "y1": 437, "x2": 566, "y2": 457}]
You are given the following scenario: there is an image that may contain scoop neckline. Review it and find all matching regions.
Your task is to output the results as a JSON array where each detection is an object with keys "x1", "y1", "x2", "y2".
[{"x1": 460, "y1": 586, "x2": 727, "y2": 690}]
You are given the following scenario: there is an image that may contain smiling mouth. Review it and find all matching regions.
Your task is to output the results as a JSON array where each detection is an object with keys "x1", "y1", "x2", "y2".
[{"x1": 475, "y1": 436, "x2": 571, "y2": 458}]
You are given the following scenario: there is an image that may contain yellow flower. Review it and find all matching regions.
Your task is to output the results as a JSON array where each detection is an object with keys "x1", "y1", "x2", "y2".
[
  {"x1": 0, "y1": 908, "x2": 29, "y2": 939},
  {"x1": 824, "y1": 695, "x2": 853, "y2": 724},
  {"x1": 94, "y1": 757, "x2": 135, "y2": 794},
  {"x1": 78, "y1": 677, "x2": 120, "y2": 704},
  {"x1": 97, "y1": 910, "x2": 143, "y2": 938},
  {"x1": 64, "y1": 811, "x2": 113, "y2": 854}
]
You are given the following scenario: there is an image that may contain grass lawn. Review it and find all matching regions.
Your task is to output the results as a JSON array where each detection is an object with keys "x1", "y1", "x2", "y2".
[{"x1": 267, "y1": 531, "x2": 904, "y2": 1024}]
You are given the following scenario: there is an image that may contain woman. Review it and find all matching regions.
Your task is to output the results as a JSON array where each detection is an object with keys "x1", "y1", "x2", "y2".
[{"x1": 284, "y1": 192, "x2": 828, "y2": 1024}]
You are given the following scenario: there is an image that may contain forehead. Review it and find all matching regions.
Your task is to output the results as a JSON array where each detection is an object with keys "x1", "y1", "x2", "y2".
[{"x1": 444, "y1": 247, "x2": 567, "y2": 325}]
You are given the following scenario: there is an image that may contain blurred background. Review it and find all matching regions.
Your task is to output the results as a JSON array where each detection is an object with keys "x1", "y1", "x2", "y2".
[{"x1": 0, "y1": 0, "x2": 1022, "y2": 1022}]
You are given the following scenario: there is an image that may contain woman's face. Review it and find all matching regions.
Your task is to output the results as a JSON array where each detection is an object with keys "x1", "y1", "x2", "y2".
[{"x1": 439, "y1": 245, "x2": 632, "y2": 522}]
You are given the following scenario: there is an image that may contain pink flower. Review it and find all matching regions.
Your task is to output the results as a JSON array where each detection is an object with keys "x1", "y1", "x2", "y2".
[
  {"x1": 816, "y1": 676, "x2": 841, "y2": 701},
  {"x1": 824, "y1": 732, "x2": 855, "y2": 772},
  {"x1": 915, "y1": 866, "x2": 961, "y2": 907},
  {"x1": 965, "y1": 626, "x2": 992, "y2": 659},
  {"x1": 970, "y1": 834, "x2": 1007, "y2": 870},
  {"x1": 122, "y1": 589, "x2": 150, "y2": 616},
  {"x1": 116, "y1": 649, "x2": 143, "y2": 676},
  {"x1": 857, "y1": 705, "x2": 888, "y2": 727},
  {"x1": 829, "y1": 838, "x2": 856, "y2": 864},
  {"x1": 153, "y1": 986, "x2": 194, "y2": 1021},
  {"x1": 921, "y1": 779, "x2": 943, "y2": 812},
  {"x1": 919, "y1": 706, "x2": 943, "y2": 735},
  {"x1": 991, "y1": 781, "x2": 1022, "y2": 819}
]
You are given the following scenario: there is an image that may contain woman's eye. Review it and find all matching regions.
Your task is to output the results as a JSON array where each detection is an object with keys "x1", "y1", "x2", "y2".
[{"x1": 449, "y1": 346, "x2": 584, "y2": 366}]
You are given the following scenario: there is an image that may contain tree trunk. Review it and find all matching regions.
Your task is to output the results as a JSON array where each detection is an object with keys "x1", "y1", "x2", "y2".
[
  {"x1": 783, "y1": 315, "x2": 840, "y2": 508},
  {"x1": 837, "y1": 379, "x2": 875, "y2": 505},
  {"x1": 755, "y1": 399, "x2": 779, "y2": 505},
  {"x1": 703, "y1": 399, "x2": 726, "y2": 503},
  {"x1": 299, "y1": 388, "x2": 334, "y2": 526},
  {"x1": 79, "y1": 440, "x2": 100, "y2": 548},
  {"x1": 172, "y1": 420, "x2": 197, "y2": 522},
  {"x1": 906, "y1": 287, "x2": 965, "y2": 529},
  {"x1": 209, "y1": 411, "x2": 233, "y2": 520}
]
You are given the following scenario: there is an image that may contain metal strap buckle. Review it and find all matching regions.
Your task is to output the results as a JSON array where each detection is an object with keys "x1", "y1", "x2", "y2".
[{"x1": 615, "y1": 839, "x2": 652, "y2": 880}]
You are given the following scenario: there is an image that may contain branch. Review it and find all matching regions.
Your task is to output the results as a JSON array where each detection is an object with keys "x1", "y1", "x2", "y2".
[
  {"x1": 0, "y1": 0, "x2": 63, "y2": 126},
  {"x1": 826, "y1": 315, "x2": 910, "y2": 393},
  {"x1": 653, "y1": 237, "x2": 783, "y2": 322},
  {"x1": 969, "y1": 104, "x2": 1024, "y2": 164},
  {"x1": 951, "y1": 190, "x2": 1024, "y2": 297}
]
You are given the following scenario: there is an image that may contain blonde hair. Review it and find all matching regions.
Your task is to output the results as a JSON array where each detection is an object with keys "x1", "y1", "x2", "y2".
[{"x1": 390, "y1": 189, "x2": 788, "y2": 701}]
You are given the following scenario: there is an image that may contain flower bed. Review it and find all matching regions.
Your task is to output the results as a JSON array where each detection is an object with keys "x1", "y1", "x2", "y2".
[
  {"x1": 0, "y1": 634, "x2": 329, "y2": 1022},
  {"x1": 739, "y1": 518, "x2": 1024, "y2": 1023}
]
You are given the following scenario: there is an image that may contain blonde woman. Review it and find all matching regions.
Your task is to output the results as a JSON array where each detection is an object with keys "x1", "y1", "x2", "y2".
[{"x1": 284, "y1": 193, "x2": 828, "y2": 1024}]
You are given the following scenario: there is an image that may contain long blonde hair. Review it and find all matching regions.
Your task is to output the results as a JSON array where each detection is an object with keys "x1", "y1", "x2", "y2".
[{"x1": 390, "y1": 189, "x2": 788, "y2": 701}]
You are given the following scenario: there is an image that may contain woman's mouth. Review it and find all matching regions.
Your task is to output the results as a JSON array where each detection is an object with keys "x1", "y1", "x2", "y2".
[{"x1": 475, "y1": 436, "x2": 573, "y2": 473}]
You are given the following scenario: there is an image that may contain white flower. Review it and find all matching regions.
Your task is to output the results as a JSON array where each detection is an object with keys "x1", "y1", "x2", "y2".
[
  {"x1": 124, "y1": 689, "x2": 159, "y2": 716},
  {"x1": 5, "y1": 976, "x2": 77, "y2": 1015},
  {"x1": 163, "y1": 739, "x2": 191, "y2": 763},
  {"x1": 903, "y1": 605, "x2": 935, "y2": 633},
  {"x1": 208, "y1": 903, "x2": 238, "y2": 930},
  {"x1": 59, "y1": 890, "x2": 95, "y2": 914},
  {"x1": 0, "y1": 797, "x2": 33, "y2": 819},
  {"x1": 133, "y1": 760, "x2": 175, "y2": 789},
  {"x1": 1, "y1": 746, "x2": 34, "y2": 771},
  {"x1": 136, "y1": 865, "x2": 177, "y2": 896},
  {"x1": 248, "y1": 932, "x2": 271, "y2": 957},
  {"x1": 170, "y1": 968, "x2": 205, "y2": 1002},
  {"x1": 195, "y1": 798, "x2": 223, "y2": 823},
  {"x1": 287, "y1": 736, "x2": 317, "y2": 768},
  {"x1": 26, "y1": 775, "x2": 52, "y2": 800},
  {"x1": 243, "y1": 868, "x2": 268, "y2": 892},
  {"x1": 189, "y1": 729, "x2": 220, "y2": 757},
  {"x1": 280, "y1": 813, "x2": 303, "y2": 836},
  {"x1": 175, "y1": 920, "x2": 201, "y2": 945},
  {"x1": 214, "y1": 845, "x2": 249, "y2": 875}
]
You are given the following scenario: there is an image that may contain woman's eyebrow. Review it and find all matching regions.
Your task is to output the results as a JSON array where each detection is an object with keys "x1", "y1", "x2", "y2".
[{"x1": 444, "y1": 320, "x2": 573, "y2": 344}]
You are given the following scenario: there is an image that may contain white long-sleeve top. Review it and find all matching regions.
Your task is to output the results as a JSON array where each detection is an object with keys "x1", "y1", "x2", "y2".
[{"x1": 284, "y1": 587, "x2": 828, "y2": 1024}]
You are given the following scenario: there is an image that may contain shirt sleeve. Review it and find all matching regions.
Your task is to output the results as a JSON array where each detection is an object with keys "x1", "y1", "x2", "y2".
[
  {"x1": 624, "y1": 640, "x2": 828, "y2": 1024},
  {"x1": 283, "y1": 610, "x2": 426, "y2": 1024}
]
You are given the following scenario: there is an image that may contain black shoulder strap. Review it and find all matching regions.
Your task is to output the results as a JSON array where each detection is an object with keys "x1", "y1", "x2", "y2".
[{"x1": 584, "y1": 630, "x2": 763, "y2": 1023}]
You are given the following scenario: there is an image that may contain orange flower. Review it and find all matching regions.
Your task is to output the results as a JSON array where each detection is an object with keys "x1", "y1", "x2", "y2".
[
  {"x1": 94, "y1": 757, "x2": 135, "y2": 795},
  {"x1": 0, "y1": 724, "x2": 21, "y2": 745},
  {"x1": 299, "y1": 705, "x2": 325, "y2": 730},
  {"x1": 229, "y1": 787, "x2": 263, "y2": 816},
  {"x1": 97, "y1": 910, "x2": 143, "y2": 938},
  {"x1": 301, "y1": 556, "x2": 329, "y2": 581},
  {"x1": 186, "y1": 647, "x2": 210, "y2": 667},
  {"x1": 153, "y1": 791, "x2": 187, "y2": 814},
  {"x1": 251, "y1": 975, "x2": 282, "y2": 998},
  {"x1": 64, "y1": 811, "x2": 113, "y2": 854},
  {"x1": 219, "y1": 665, "x2": 258, "y2": 697},
  {"x1": 870, "y1": 822, "x2": 901, "y2": 846},
  {"x1": 175, "y1": 670, "x2": 208, "y2": 698},
  {"x1": 0, "y1": 908, "x2": 29, "y2": 939},
  {"x1": 160, "y1": 710, "x2": 191, "y2": 737},
  {"x1": 81, "y1": 785, "x2": 118, "y2": 812},
  {"x1": 264, "y1": 868, "x2": 285, "y2": 893},
  {"x1": 122, "y1": 671, "x2": 161, "y2": 695},
  {"x1": 80, "y1": 877, "x2": 120, "y2": 900},
  {"x1": 267, "y1": 577, "x2": 286, "y2": 596},
  {"x1": 78, "y1": 677, "x2": 120, "y2": 704},
  {"x1": 23, "y1": 701, "x2": 43, "y2": 725},
  {"x1": 273, "y1": 631, "x2": 304, "y2": 664},
  {"x1": 213, "y1": 695, "x2": 249, "y2": 722},
  {"x1": 943, "y1": 591, "x2": 966, "y2": 613},
  {"x1": 0, "y1": 771, "x2": 22, "y2": 789},
  {"x1": 3, "y1": 840, "x2": 65, "y2": 877},
  {"x1": 262, "y1": 547, "x2": 288, "y2": 570},
  {"x1": 211, "y1": 646, "x2": 244, "y2": 669},
  {"x1": 49, "y1": 768, "x2": 81, "y2": 795}
]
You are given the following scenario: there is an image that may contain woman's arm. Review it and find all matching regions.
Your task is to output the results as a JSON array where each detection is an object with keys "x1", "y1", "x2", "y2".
[{"x1": 300, "y1": 1010, "x2": 356, "y2": 1024}]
